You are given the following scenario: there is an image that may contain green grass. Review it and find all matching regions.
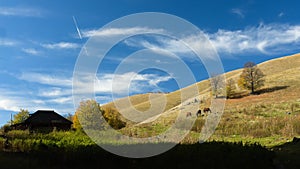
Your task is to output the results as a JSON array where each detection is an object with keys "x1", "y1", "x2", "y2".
[
  {"x1": 119, "y1": 100, "x2": 300, "y2": 146},
  {"x1": 1, "y1": 130, "x2": 300, "y2": 169},
  {"x1": 0, "y1": 130, "x2": 95, "y2": 152},
  {"x1": 0, "y1": 135, "x2": 276, "y2": 169}
]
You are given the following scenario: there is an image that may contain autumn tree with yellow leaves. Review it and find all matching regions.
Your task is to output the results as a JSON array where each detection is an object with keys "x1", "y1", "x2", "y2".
[{"x1": 73, "y1": 100, "x2": 126, "y2": 130}]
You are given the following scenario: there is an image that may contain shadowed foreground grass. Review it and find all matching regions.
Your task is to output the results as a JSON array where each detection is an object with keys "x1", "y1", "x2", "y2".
[
  {"x1": 0, "y1": 141, "x2": 275, "y2": 169},
  {"x1": 1, "y1": 130, "x2": 300, "y2": 169}
]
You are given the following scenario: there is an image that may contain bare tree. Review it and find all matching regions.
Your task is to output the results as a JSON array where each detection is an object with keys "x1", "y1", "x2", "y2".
[{"x1": 210, "y1": 74, "x2": 225, "y2": 98}]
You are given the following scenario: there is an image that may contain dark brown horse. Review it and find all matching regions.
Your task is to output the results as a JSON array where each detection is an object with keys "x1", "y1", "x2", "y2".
[
  {"x1": 196, "y1": 110, "x2": 202, "y2": 117},
  {"x1": 203, "y1": 107, "x2": 211, "y2": 113}
]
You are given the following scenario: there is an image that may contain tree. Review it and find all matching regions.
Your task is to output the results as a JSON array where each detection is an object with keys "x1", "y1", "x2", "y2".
[
  {"x1": 72, "y1": 112, "x2": 82, "y2": 130},
  {"x1": 226, "y1": 78, "x2": 236, "y2": 99},
  {"x1": 73, "y1": 100, "x2": 104, "y2": 130},
  {"x1": 210, "y1": 74, "x2": 225, "y2": 98},
  {"x1": 102, "y1": 107, "x2": 126, "y2": 130},
  {"x1": 12, "y1": 109, "x2": 29, "y2": 125},
  {"x1": 73, "y1": 100, "x2": 126, "y2": 131},
  {"x1": 238, "y1": 62, "x2": 265, "y2": 94}
]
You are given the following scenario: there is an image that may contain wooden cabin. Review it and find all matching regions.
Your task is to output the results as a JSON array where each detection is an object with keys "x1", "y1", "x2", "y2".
[{"x1": 12, "y1": 110, "x2": 73, "y2": 132}]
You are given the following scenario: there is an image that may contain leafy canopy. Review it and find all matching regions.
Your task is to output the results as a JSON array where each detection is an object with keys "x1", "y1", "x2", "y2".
[
  {"x1": 12, "y1": 109, "x2": 30, "y2": 125},
  {"x1": 238, "y1": 62, "x2": 265, "y2": 94},
  {"x1": 73, "y1": 100, "x2": 126, "y2": 131}
]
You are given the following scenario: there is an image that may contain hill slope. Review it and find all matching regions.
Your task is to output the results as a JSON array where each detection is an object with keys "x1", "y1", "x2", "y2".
[
  {"x1": 105, "y1": 53, "x2": 300, "y2": 117},
  {"x1": 104, "y1": 53, "x2": 300, "y2": 144}
]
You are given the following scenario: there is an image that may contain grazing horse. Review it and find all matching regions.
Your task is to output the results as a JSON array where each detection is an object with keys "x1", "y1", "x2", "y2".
[
  {"x1": 186, "y1": 112, "x2": 192, "y2": 117},
  {"x1": 196, "y1": 110, "x2": 202, "y2": 117},
  {"x1": 203, "y1": 107, "x2": 211, "y2": 113}
]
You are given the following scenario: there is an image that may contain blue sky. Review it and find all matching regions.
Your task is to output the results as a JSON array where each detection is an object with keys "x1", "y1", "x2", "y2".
[{"x1": 1, "y1": 0, "x2": 300, "y2": 126}]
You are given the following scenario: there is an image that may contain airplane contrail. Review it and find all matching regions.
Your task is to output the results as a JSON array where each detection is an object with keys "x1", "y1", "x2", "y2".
[
  {"x1": 72, "y1": 16, "x2": 88, "y2": 55},
  {"x1": 72, "y1": 16, "x2": 82, "y2": 39}
]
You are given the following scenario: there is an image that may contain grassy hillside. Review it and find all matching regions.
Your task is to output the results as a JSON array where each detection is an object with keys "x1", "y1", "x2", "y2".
[
  {"x1": 104, "y1": 53, "x2": 300, "y2": 146},
  {"x1": 1, "y1": 54, "x2": 300, "y2": 169}
]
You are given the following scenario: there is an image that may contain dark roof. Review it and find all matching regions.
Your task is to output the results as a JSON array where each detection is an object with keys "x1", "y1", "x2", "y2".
[{"x1": 24, "y1": 110, "x2": 72, "y2": 125}]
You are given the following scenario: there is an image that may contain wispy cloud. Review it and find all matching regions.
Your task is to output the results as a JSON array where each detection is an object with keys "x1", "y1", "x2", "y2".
[
  {"x1": 18, "y1": 72, "x2": 72, "y2": 87},
  {"x1": 0, "y1": 88, "x2": 46, "y2": 112},
  {"x1": 95, "y1": 96, "x2": 113, "y2": 104},
  {"x1": 38, "y1": 87, "x2": 71, "y2": 97},
  {"x1": 231, "y1": 8, "x2": 245, "y2": 18},
  {"x1": 209, "y1": 23, "x2": 300, "y2": 54},
  {"x1": 124, "y1": 34, "x2": 220, "y2": 60},
  {"x1": 0, "y1": 87, "x2": 74, "y2": 116},
  {"x1": 48, "y1": 97, "x2": 73, "y2": 104},
  {"x1": 95, "y1": 72, "x2": 172, "y2": 94},
  {"x1": 0, "y1": 95, "x2": 73, "y2": 114},
  {"x1": 41, "y1": 42, "x2": 81, "y2": 49},
  {"x1": 0, "y1": 98, "x2": 20, "y2": 112},
  {"x1": 22, "y1": 48, "x2": 41, "y2": 55},
  {"x1": 74, "y1": 72, "x2": 172, "y2": 95},
  {"x1": 0, "y1": 39, "x2": 19, "y2": 46},
  {"x1": 123, "y1": 23, "x2": 300, "y2": 57},
  {"x1": 278, "y1": 12, "x2": 284, "y2": 18},
  {"x1": 81, "y1": 27, "x2": 165, "y2": 38},
  {"x1": 0, "y1": 7, "x2": 43, "y2": 17},
  {"x1": 124, "y1": 37, "x2": 191, "y2": 55}
]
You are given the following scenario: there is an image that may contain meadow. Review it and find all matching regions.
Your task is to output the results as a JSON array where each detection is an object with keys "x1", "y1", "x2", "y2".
[
  {"x1": 0, "y1": 130, "x2": 279, "y2": 169},
  {"x1": 106, "y1": 54, "x2": 300, "y2": 147},
  {"x1": 1, "y1": 54, "x2": 300, "y2": 169}
]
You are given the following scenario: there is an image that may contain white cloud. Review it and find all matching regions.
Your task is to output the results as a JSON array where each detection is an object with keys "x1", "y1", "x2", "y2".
[
  {"x1": 73, "y1": 72, "x2": 172, "y2": 95},
  {"x1": 0, "y1": 39, "x2": 19, "y2": 46},
  {"x1": 231, "y1": 8, "x2": 245, "y2": 18},
  {"x1": 209, "y1": 23, "x2": 300, "y2": 54},
  {"x1": 0, "y1": 87, "x2": 74, "y2": 117},
  {"x1": 0, "y1": 95, "x2": 73, "y2": 115},
  {"x1": 123, "y1": 23, "x2": 300, "y2": 57},
  {"x1": 0, "y1": 7, "x2": 43, "y2": 17},
  {"x1": 81, "y1": 27, "x2": 165, "y2": 38},
  {"x1": 95, "y1": 96, "x2": 113, "y2": 105},
  {"x1": 125, "y1": 38, "x2": 192, "y2": 55},
  {"x1": 0, "y1": 98, "x2": 20, "y2": 112},
  {"x1": 19, "y1": 72, "x2": 72, "y2": 87},
  {"x1": 32, "y1": 100, "x2": 45, "y2": 104},
  {"x1": 96, "y1": 72, "x2": 172, "y2": 94},
  {"x1": 38, "y1": 87, "x2": 71, "y2": 97},
  {"x1": 41, "y1": 42, "x2": 80, "y2": 49},
  {"x1": 49, "y1": 97, "x2": 72, "y2": 104},
  {"x1": 0, "y1": 93, "x2": 46, "y2": 112},
  {"x1": 22, "y1": 48, "x2": 41, "y2": 55},
  {"x1": 124, "y1": 34, "x2": 217, "y2": 60}
]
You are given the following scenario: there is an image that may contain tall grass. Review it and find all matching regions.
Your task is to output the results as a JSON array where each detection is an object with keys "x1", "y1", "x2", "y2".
[
  {"x1": 0, "y1": 130, "x2": 95, "y2": 152},
  {"x1": 118, "y1": 100, "x2": 300, "y2": 146}
]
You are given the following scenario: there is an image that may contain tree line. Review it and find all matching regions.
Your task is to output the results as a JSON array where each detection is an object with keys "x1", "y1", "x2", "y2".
[
  {"x1": 3, "y1": 100, "x2": 127, "y2": 131},
  {"x1": 211, "y1": 61, "x2": 265, "y2": 99}
]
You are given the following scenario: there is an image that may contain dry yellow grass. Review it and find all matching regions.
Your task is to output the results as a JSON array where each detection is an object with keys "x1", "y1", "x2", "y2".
[
  {"x1": 100, "y1": 53, "x2": 300, "y2": 146},
  {"x1": 104, "y1": 53, "x2": 300, "y2": 133}
]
